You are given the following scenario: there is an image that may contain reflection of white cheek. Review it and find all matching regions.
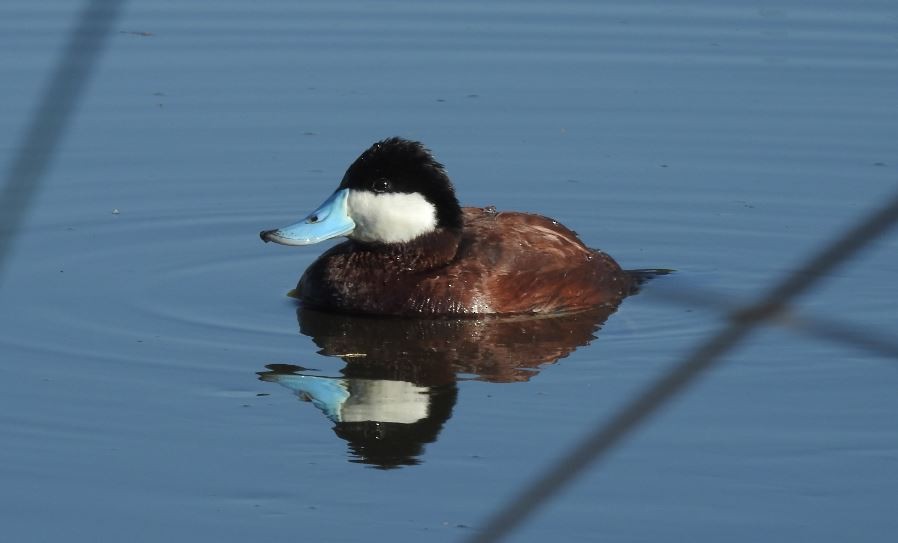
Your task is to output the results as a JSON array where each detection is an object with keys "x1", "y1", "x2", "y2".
[
  {"x1": 341, "y1": 380, "x2": 430, "y2": 424},
  {"x1": 346, "y1": 190, "x2": 437, "y2": 243}
]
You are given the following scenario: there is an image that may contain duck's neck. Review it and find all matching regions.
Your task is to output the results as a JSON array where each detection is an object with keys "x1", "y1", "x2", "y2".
[{"x1": 356, "y1": 228, "x2": 462, "y2": 271}]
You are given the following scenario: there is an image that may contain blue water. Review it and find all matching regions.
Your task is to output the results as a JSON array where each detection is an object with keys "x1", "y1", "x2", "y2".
[{"x1": 1, "y1": 1, "x2": 896, "y2": 541}]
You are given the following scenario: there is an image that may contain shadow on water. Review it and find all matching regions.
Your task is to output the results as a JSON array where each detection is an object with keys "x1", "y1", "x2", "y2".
[{"x1": 258, "y1": 302, "x2": 625, "y2": 469}]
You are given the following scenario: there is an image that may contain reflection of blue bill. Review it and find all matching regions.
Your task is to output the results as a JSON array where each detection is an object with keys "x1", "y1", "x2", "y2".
[
  {"x1": 271, "y1": 374, "x2": 349, "y2": 422},
  {"x1": 268, "y1": 373, "x2": 430, "y2": 424}
]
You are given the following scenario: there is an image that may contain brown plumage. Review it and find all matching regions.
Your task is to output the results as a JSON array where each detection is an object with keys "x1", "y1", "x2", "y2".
[
  {"x1": 261, "y1": 138, "x2": 653, "y2": 316},
  {"x1": 296, "y1": 207, "x2": 633, "y2": 316}
]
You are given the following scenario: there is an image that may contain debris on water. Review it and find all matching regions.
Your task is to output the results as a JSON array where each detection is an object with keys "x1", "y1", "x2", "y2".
[
  {"x1": 112, "y1": 208, "x2": 120, "y2": 215},
  {"x1": 119, "y1": 30, "x2": 153, "y2": 37}
]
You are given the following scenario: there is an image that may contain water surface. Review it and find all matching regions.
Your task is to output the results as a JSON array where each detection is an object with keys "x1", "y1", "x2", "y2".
[{"x1": 1, "y1": 1, "x2": 896, "y2": 541}]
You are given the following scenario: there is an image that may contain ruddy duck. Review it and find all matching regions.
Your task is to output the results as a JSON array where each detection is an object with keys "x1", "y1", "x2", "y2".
[{"x1": 260, "y1": 137, "x2": 636, "y2": 316}]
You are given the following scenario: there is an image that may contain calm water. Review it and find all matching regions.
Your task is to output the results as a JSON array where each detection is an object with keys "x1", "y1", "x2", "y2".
[{"x1": 1, "y1": 1, "x2": 896, "y2": 541}]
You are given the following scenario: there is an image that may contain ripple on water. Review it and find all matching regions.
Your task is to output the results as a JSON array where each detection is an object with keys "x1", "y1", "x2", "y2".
[
  {"x1": 0, "y1": 210, "x2": 322, "y2": 364},
  {"x1": 1, "y1": 206, "x2": 708, "y2": 370}
]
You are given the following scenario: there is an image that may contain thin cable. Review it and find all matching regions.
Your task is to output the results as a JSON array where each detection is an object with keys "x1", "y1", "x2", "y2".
[
  {"x1": 0, "y1": 0, "x2": 126, "y2": 286},
  {"x1": 646, "y1": 287, "x2": 898, "y2": 361},
  {"x1": 467, "y1": 189, "x2": 898, "y2": 543},
  {"x1": 776, "y1": 311, "x2": 898, "y2": 360}
]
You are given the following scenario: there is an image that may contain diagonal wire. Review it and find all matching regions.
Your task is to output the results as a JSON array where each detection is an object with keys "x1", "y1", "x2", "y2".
[
  {"x1": 777, "y1": 311, "x2": 898, "y2": 360},
  {"x1": 467, "y1": 189, "x2": 898, "y2": 543},
  {"x1": 646, "y1": 288, "x2": 898, "y2": 361},
  {"x1": 0, "y1": 0, "x2": 126, "y2": 287}
]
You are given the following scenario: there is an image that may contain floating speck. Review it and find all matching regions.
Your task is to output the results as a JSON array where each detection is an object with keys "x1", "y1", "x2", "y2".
[{"x1": 112, "y1": 208, "x2": 120, "y2": 215}]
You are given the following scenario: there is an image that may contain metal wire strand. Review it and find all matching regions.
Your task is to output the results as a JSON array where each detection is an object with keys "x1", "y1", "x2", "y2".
[
  {"x1": 0, "y1": 0, "x2": 126, "y2": 285},
  {"x1": 646, "y1": 288, "x2": 898, "y2": 361},
  {"x1": 467, "y1": 189, "x2": 898, "y2": 543},
  {"x1": 776, "y1": 312, "x2": 898, "y2": 361}
]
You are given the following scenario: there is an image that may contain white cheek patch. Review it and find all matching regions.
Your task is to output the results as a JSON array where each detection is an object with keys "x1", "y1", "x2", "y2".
[
  {"x1": 340, "y1": 379, "x2": 430, "y2": 424},
  {"x1": 346, "y1": 190, "x2": 437, "y2": 244}
]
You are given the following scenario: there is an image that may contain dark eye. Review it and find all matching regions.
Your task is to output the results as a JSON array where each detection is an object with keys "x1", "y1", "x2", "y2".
[{"x1": 373, "y1": 178, "x2": 391, "y2": 193}]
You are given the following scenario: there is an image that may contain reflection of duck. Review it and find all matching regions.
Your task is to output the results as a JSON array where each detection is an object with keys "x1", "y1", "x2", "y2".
[
  {"x1": 258, "y1": 305, "x2": 620, "y2": 468},
  {"x1": 259, "y1": 364, "x2": 456, "y2": 470},
  {"x1": 260, "y1": 137, "x2": 645, "y2": 316}
]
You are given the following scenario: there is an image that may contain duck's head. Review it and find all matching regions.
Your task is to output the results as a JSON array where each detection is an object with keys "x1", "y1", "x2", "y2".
[{"x1": 260, "y1": 138, "x2": 463, "y2": 246}]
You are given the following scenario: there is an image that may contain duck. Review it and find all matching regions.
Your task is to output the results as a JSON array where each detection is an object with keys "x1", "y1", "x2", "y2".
[{"x1": 260, "y1": 137, "x2": 636, "y2": 316}]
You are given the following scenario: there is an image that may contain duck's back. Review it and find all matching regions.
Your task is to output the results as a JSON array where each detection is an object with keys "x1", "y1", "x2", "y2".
[
  {"x1": 454, "y1": 208, "x2": 632, "y2": 314},
  {"x1": 297, "y1": 207, "x2": 632, "y2": 316}
]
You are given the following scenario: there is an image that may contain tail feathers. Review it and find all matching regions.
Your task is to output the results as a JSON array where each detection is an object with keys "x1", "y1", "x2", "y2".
[{"x1": 626, "y1": 268, "x2": 674, "y2": 294}]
